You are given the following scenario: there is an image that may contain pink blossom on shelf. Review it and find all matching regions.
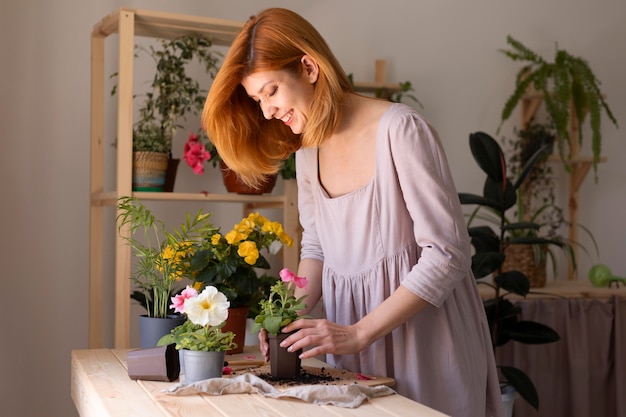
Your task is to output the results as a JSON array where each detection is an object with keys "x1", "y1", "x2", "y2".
[{"x1": 183, "y1": 133, "x2": 211, "y2": 175}]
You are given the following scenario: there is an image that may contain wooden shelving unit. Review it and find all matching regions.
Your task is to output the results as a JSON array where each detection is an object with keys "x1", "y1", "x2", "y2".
[
  {"x1": 520, "y1": 92, "x2": 606, "y2": 279},
  {"x1": 89, "y1": 9, "x2": 298, "y2": 349}
]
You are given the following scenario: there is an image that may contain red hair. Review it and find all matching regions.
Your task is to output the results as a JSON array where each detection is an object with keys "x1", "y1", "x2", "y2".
[{"x1": 202, "y1": 8, "x2": 353, "y2": 187}]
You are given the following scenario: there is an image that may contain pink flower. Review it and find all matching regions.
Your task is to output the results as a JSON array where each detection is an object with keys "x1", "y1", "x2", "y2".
[
  {"x1": 183, "y1": 133, "x2": 211, "y2": 175},
  {"x1": 170, "y1": 285, "x2": 198, "y2": 314},
  {"x1": 279, "y1": 268, "x2": 308, "y2": 289}
]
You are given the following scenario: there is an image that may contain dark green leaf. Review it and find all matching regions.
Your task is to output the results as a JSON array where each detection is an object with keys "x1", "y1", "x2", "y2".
[
  {"x1": 469, "y1": 132, "x2": 505, "y2": 182},
  {"x1": 471, "y1": 252, "x2": 504, "y2": 278},
  {"x1": 495, "y1": 270, "x2": 530, "y2": 296},
  {"x1": 507, "y1": 321, "x2": 560, "y2": 344},
  {"x1": 500, "y1": 366, "x2": 539, "y2": 410}
]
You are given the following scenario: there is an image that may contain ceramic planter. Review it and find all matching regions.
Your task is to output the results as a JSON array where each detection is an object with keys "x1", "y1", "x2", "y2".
[
  {"x1": 221, "y1": 306, "x2": 249, "y2": 354},
  {"x1": 268, "y1": 332, "x2": 301, "y2": 378},
  {"x1": 139, "y1": 314, "x2": 186, "y2": 348},
  {"x1": 220, "y1": 161, "x2": 277, "y2": 194},
  {"x1": 182, "y1": 349, "x2": 225, "y2": 383}
]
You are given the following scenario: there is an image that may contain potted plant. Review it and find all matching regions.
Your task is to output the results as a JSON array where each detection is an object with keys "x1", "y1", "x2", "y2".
[
  {"x1": 112, "y1": 35, "x2": 222, "y2": 191},
  {"x1": 160, "y1": 285, "x2": 237, "y2": 383},
  {"x1": 499, "y1": 121, "x2": 599, "y2": 285},
  {"x1": 252, "y1": 268, "x2": 309, "y2": 378},
  {"x1": 497, "y1": 35, "x2": 618, "y2": 177},
  {"x1": 182, "y1": 133, "x2": 295, "y2": 193},
  {"x1": 189, "y1": 212, "x2": 294, "y2": 353},
  {"x1": 131, "y1": 123, "x2": 171, "y2": 191},
  {"x1": 116, "y1": 196, "x2": 217, "y2": 347},
  {"x1": 458, "y1": 131, "x2": 561, "y2": 411}
]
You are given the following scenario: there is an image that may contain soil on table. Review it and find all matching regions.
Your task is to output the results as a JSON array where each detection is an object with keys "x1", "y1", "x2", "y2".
[{"x1": 231, "y1": 366, "x2": 348, "y2": 387}]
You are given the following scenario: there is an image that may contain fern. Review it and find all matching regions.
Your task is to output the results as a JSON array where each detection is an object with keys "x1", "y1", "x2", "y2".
[{"x1": 498, "y1": 35, "x2": 618, "y2": 179}]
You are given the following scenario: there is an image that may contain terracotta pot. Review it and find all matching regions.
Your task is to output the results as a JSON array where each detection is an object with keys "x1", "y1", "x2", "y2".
[
  {"x1": 268, "y1": 332, "x2": 301, "y2": 378},
  {"x1": 221, "y1": 306, "x2": 249, "y2": 354},
  {"x1": 220, "y1": 161, "x2": 277, "y2": 194}
]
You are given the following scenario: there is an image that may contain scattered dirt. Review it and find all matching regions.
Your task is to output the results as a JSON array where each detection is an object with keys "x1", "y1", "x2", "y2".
[{"x1": 231, "y1": 366, "x2": 347, "y2": 387}]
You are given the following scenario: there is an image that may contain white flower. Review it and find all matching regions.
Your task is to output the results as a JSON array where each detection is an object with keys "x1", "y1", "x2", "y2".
[{"x1": 184, "y1": 286, "x2": 230, "y2": 327}]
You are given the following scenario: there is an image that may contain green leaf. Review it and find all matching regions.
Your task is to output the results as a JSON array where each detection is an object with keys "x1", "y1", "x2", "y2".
[
  {"x1": 507, "y1": 321, "x2": 560, "y2": 344},
  {"x1": 471, "y1": 252, "x2": 504, "y2": 278},
  {"x1": 500, "y1": 366, "x2": 539, "y2": 410},
  {"x1": 495, "y1": 270, "x2": 530, "y2": 296},
  {"x1": 469, "y1": 132, "x2": 505, "y2": 183},
  {"x1": 263, "y1": 316, "x2": 284, "y2": 336}
]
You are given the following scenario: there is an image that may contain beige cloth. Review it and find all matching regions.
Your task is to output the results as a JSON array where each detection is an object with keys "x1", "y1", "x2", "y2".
[{"x1": 166, "y1": 373, "x2": 396, "y2": 408}]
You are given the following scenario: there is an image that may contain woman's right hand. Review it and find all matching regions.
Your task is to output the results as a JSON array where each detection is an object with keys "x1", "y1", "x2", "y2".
[{"x1": 258, "y1": 328, "x2": 270, "y2": 362}]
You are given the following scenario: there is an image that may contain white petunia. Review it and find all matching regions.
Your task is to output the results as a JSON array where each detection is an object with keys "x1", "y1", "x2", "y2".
[{"x1": 184, "y1": 286, "x2": 230, "y2": 327}]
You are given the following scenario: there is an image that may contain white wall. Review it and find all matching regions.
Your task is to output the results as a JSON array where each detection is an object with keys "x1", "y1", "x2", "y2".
[{"x1": 1, "y1": 1, "x2": 625, "y2": 415}]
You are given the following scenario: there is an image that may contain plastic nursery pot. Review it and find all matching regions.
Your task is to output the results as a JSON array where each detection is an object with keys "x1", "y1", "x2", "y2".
[{"x1": 268, "y1": 332, "x2": 302, "y2": 378}]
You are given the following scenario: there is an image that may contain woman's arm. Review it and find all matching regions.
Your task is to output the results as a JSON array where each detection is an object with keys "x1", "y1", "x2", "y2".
[{"x1": 281, "y1": 285, "x2": 430, "y2": 359}]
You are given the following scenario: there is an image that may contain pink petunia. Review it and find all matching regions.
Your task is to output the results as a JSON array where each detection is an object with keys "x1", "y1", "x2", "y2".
[
  {"x1": 183, "y1": 134, "x2": 211, "y2": 175},
  {"x1": 170, "y1": 285, "x2": 198, "y2": 314},
  {"x1": 279, "y1": 268, "x2": 308, "y2": 289}
]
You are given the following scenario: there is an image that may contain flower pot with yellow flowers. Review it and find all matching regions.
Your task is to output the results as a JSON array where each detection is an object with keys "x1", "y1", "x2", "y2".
[
  {"x1": 189, "y1": 212, "x2": 294, "y2": 353},
  {"x1": 116, "y1": 196, "x2": 217, "y2": 347}
]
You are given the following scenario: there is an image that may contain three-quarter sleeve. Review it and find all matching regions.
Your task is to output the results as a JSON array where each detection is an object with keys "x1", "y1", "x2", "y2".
[{"x1": 387, "y1": 112, "x2": 471, "y2": 307}]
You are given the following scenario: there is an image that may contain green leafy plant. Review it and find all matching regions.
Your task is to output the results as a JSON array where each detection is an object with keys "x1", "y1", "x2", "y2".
[
  {"x1": 498, "y1": 35, "x2": 618, "y2": 177},
  {"x1": 112, "y1": 35, "x2": 222, "y2": 154},
  {"x1": 252, "y1": 268, "x2": 309, "y2": 336},
  {"x1": 458, "y1": 131, "x2": 561, "y2": 410},
  {"x1": 159, "y1": 285, "x2": 237, "y2": 352},
  {"x1": 190, "y1": 212, "x2": 294, "y2": 309},
  {"x1": 132, "y1": 123, "x2": 170, "y2": 153},
  {"x1": 116, "y1": 196, "x2": 217, "y2": 318}
]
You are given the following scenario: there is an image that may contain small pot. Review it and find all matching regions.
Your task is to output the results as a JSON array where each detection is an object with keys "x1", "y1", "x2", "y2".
[
  {"x1": 182, "y1": 349, "x2": 225, "y2": 384},
  {"x1": 268, "y1": 332, "x2": 301, "y2": 378}
]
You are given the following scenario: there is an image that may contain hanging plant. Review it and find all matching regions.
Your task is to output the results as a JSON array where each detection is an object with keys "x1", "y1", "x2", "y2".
[{"x1": 498, "y1": 35, "x2": 618, "y2": 177}]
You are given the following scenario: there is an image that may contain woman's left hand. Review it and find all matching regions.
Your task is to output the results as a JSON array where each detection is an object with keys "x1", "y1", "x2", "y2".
[{"x1": 279, "y1": 318, "x2": 368, "y2": 359}]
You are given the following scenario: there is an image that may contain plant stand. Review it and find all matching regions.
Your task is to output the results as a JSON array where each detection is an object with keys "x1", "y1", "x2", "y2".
[{"x1": 520, "y1": 92, "x2": 607, "y2": 280}]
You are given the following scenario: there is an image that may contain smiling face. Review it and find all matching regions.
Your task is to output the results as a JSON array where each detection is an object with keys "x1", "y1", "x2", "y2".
[{"x1": 241, "y1": 56, "x2": 319, "y2": 134}]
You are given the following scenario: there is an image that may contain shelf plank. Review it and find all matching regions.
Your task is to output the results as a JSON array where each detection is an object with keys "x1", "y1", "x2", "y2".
[
  {"x1": 93, "y1": 8, "x2": 243, "y2": 44},
  {"x1": 91, "y1": 191, "x2": 285, "y2": 206}
]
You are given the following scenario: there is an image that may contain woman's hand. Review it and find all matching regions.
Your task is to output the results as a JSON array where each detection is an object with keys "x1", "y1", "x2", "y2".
[
  {"x1": 279, "y1": 318, "x2": 369, "y2": 359},
  {"x1": 258, "y1": 328, "x2": 270, "y2": 362}
]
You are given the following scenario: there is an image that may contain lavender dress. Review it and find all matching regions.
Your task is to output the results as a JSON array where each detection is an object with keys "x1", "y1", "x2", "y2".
[{"x1": 296, "y1": 104, "x2": 503, "y2": 417}]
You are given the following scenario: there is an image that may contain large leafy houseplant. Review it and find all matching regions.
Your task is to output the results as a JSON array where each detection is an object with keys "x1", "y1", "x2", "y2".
[
  {"x1": 458, "y1": 132, "x2": 561, "y2": 410},
  {"x1": 498, "y1": 35, "x2": 618, "y2": 176}
]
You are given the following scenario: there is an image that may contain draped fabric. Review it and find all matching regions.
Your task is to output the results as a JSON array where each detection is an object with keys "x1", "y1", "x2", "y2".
[{"x1": 496, "y1": 296, "x2": 626, "y2": 417}]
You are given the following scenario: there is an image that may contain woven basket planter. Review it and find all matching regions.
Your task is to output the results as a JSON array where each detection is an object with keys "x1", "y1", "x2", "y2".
[
  {"x1": 502, "y1": 244, "x2": 547, "y2": 288},
  {"x1": 132, "y1": 152, "x2": 168, "y2": 191}
]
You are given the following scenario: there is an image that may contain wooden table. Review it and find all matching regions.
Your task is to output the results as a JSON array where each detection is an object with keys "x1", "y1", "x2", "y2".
[{"x1": 71, "y1": 348, "x2": 448, "y2": 417}]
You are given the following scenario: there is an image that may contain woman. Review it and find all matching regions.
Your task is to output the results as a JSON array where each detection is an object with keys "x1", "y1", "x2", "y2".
[{"x1": 203, "y1": 8, "x2": 503, "y2": 417}]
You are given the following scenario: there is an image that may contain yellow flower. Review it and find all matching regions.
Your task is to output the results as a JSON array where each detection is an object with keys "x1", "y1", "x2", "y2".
[
  {"x1": 237, "y1": 241, "x2": 259, "y2": 265},
  {"x1": 211, "y1": 233, "x2": 221, "y2": 245},
  {"x1": 279, "y1": 232, "x2": 294, "y2": 247},
  {"x1": 225, "y1": 230, "x2": 245, "y2": 244}
]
